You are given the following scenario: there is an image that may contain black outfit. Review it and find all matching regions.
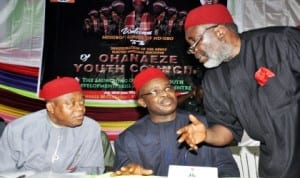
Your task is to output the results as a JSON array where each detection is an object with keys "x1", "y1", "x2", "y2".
[
  {"x1": 203, "y1": 26, "x2": 300, "y2": 178},
  {"x1": 0, "y1": 118, "x2": 6, "y2": 137},
  {"x1": 113, "y1": 110, "x2": 240, "y2": 177}
]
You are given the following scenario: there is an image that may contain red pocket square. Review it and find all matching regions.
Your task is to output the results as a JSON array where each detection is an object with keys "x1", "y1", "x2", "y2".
[{"x1": 254, "y1": 67, "x2": 275, "y2": 86}]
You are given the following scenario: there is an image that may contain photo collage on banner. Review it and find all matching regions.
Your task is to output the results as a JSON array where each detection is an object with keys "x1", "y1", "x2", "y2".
[{"x1": 41, "y1": 0, "x2": 226, "y2": 104}]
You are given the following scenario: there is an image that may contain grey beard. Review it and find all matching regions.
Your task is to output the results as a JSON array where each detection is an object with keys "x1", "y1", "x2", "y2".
[{"x1": 204, "y1": 43, "x2": 233, "y2": 68}]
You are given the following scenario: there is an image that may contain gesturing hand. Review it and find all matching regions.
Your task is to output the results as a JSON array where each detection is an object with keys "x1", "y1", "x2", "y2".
[
  {"x1": 111, "y1": 163, "x2": 153, "y2": 176},
  {"x1": 176, "y1": 114, "x2": 207, "y2": 150}
]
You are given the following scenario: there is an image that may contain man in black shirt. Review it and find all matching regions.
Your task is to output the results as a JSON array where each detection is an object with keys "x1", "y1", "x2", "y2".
[{"x1": 177, "y1": 4, "x2": 300, "y2": 178}]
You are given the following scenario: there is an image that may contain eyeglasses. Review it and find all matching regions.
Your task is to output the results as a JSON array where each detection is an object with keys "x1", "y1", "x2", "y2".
[
  {"x1": 187, "y1": 24, "x2": 219, "y2": 54},
  {"x1": 141, "y1": 85, "x2": 175, "y2": 97}
]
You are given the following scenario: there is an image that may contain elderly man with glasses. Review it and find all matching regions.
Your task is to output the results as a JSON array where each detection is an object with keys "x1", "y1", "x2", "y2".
[
  {"x1": 112, "y1": 67, "x2": 239, "y2": 177},
  {"x1": 177, "y1": 4, "x2": 300, "y2": 178}
]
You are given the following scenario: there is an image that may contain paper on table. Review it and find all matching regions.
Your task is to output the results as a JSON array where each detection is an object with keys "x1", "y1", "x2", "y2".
[{"x1": 167, "y1": 165, "x2": 218, "y2": 178}]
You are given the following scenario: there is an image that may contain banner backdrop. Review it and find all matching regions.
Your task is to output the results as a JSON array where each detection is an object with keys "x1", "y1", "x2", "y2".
[{"x1": 41, "y1": 0, "x2": 206, "y2": 106}]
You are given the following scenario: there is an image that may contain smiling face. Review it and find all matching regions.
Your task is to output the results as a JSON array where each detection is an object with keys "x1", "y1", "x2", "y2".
[
  {"x1": 138, "y1": 77, "x2": 177, "y2": 123},
  {"x1": 46, "y1": 91, "x2": 86, "y2": 127},
  {"x1": 185, "y1": 24, "x2": 233, "y2": 68}
]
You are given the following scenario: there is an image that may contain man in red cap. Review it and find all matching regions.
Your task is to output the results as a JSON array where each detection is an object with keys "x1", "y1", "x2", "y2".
[
  {"x1": 124, "y1": 0, "x2": 152, "y2": 32},
  {"x1": 0, "y1": 77, "x2": 105, "y2": 174},
  {"x1": 177, "y1": 4, "x2": 300, "y2": 178},
  {"x1": 110, "y1": 0, "x2": 126, "y2": 35},
  {"x1": 112, "y1": 67, "x2": 239, "y2": 177},
  {"x1": 151, "y1": 0, "x2": 168, "y2": 36}
]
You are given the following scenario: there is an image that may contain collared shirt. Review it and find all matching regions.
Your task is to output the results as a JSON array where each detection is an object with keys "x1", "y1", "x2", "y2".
[{"x1": 0, "y1": 109, "x2": 104, "y2": 174}]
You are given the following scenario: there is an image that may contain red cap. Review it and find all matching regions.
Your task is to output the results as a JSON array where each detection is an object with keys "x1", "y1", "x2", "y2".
[
  {"x1": 133, "y1": 67, "x2": 168, "y2": 95},
  {"x1": 39, "y1": 77, "x2": 82, "y2": 100},
  {"x1": 184, "y1": 4, "x2": 234, "y2": 30},
  {"x1": 133, "y1": 0, "x2": 148, "y2": 4},
  {"x1": 153, "y1": 1, "x2": 166, "y2": 8},
  {"x1": 112, "y1": 0, "x2": 125, "y2": 8}
]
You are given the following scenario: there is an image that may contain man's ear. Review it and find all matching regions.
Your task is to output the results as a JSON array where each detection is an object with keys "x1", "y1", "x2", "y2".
[
  {"x1": 137, "y1": 98, "x2": 147, "y2": 108},
  {"x1": 46, "y1": 101, "x2": 55, "y2": 114},
  {"x1": 215, "y1": 25, "x2": 226, "y2": 41}
]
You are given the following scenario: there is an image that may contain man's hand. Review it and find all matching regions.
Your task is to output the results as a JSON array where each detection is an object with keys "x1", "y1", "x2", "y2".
[
  {"x1": 110, "y1": 163, "x2": 153, "y2": 176},
  {"x1": 176, "y1": 114, "x2": 207, "y2": 150}
]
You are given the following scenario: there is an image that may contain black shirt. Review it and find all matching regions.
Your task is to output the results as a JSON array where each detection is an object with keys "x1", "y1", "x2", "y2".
[{"x1": 203, "y1": 26, "x2": 300, "y2": 178}]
